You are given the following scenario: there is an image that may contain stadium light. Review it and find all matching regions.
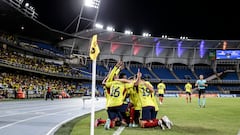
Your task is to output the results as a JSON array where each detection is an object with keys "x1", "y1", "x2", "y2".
[
  {"x1": 84, "y1": 0, "x2": 100, "y2": 9},
  {"x1": 29, "y1": 6, "x2": 34, "y2": 10},
  {"x1": 25, "y1": 2, "x2": 29, "y2": 7},
  {"x1": 124, "y1": 30, "x2": 133, "y2": 35},
  {"x1": 180, "y1": 36, "x2": 188, "y2": 40},
  {"x1": 162, "y1": 35, "x2": 168, "y2": 38},
  {"x1": 94, "y1": 23, "x2": 103, "y2": 29},
  {"x1": 106, "y1": 26, "x2": 115, "y2": 31},
  {"x1": 142, "y1": 32, "x2": 151, "y2": 37}
]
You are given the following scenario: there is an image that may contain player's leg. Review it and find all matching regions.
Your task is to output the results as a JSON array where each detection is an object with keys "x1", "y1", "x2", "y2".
[
  {"x1": 159, "y1": 94, "x2": 163, "y2": 104},
  {"x1": 158, "y1": 94, "x2": 162, "y2": 104},
  {"x1": 129, "y1": 106, "x2": 135, "y2": 127},
  {"x1": 161, "y1": 94, "x2": 164, "y2": 104},
  {"x1": 139, "y1": 106, "x2": 151, "y2": 128},
  {"x1": 186, "y1": 92, "x2": 189, "y2": 103},
  {"x1": 158, "y1": 119, "x2": 165, "y2": 130},
  {"x1": 149, "y1": 108, "x2": 160, "y2": 127},
  {"x1": 198, "y1": 90, "x2": 202, "y2": 107},
  {"x1": 118, "y1": 105, "x2": 128, "y2": 126},
  {"x1": 161, "y1": 115, "x2": 173, "y2": 129},
  {"x1": 119, "y1": 104, "x2": 127, "y2": 125},
  {"x1": 104, "y1": 108, "x2": 117, "y2": 130},
  {"x1": 104, "y1": 109, "x2": 111, "y2": 129},
  {"x1": 202, "y1": 90, "x2": 206, "y2": 107},
  {"x1": 140, "y1": 106, "x2": 157, "y2": 128},
  {"x1": 133, "y1": 110, "x2": 140, "y2": 127},
  {"x1": 189, "y1": 93, "x2": 192, "y2": 103},
  {"x1": 95, "y1": 118, "x2": 106, "y2": 127}
]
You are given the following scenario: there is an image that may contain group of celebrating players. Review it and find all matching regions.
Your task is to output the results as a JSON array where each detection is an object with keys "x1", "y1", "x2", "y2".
[
  {"x1": 95, "y1": 61, "x2": 208, "y2": 130},
  {"x1": 95, "y1": 61, "x2": 173, "y2": 130}
]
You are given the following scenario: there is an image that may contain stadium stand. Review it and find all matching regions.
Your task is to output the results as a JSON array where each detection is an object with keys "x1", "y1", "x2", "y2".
[
  {"x1": 0, "y1": 0, "x2": 240, "y2": 100},
  {"x1": 173, "y1": 65, "x2": 196, "y2": 79},
  {"x1": 152, "y1": 65, "x2": 175, "y2": 79}
]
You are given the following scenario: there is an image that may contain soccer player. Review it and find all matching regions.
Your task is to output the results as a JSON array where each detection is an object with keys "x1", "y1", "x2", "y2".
[
  {"x1": 135, "y1": 71, "x2": 156, "y2": 128},
  {"x1": 99, "y1": 61, "x2": 122, "y2": 129},
  {"x1": 157, "y1": 80, "x2": 166, "y2": 104},
  {"x1": 128, "y1": 75, "x2": 141, "y2": 128},
  {"x1": 185, "y1": 81, "x2": 192, "y2": 103},
  {"x1": 195, "y1": 75, "x2": 208, "y2": 108},
  {"x1": 102, "y1": 66, "x2": 135, "y2": 129}
]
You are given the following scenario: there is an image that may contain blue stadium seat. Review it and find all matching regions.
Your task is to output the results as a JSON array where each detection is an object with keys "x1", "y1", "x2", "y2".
[
  {"x1": 152, "y1": 67, "x2": 175, "y2": 79},
  {"x1": 173, "y1": 66, "x2": 196, "y2": 79}
]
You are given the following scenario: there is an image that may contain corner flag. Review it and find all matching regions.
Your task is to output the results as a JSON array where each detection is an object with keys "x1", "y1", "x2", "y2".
[
  {"x1": 89, "y1": 34, "x2": 99, "y2": 135},
  {"x1": 89, "y1": 34, "x2": 100, "y2": 60}
]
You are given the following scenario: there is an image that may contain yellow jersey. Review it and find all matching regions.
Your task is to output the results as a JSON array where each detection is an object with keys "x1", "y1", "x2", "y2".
[
  {"x1": 185, "y1": 83, "x2": 192, "y2": 93},
  {"x1": 104, "y1": 65, "x2": 120, "y2": 108},
  {"x1": 157, "y1": 83, "x2": 166, "y2": 94},
  {"x1": 105, "y1": 81, "x2": 133, "y2": 107},
  {"x1": 137, "y1": 81, "x2": 155, "y2": 107},
  {"x1": 152, "y1": 92, "x2": 159, "y2": 111},
  {"x1": 129, "y1": 86, "x2": 141, "y2": 110},
  {"x1": 103, "y1": 86, "x2": 110, "y2": 109}
]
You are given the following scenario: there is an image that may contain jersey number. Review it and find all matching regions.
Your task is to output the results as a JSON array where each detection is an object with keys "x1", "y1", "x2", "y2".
[
  {"x1": 110, "y1": 86, "x2": 120, "y2": 97},
  {"x1": 142, "y1": 87, "x2": 150, "y2": 96}
]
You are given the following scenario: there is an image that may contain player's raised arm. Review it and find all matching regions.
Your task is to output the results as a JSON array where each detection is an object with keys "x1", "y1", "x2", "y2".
[
  {"x1": 102, "y1": 67, "x2": 112, "y2": 85},
  {"x1": 134, "y1": 68, "x2": 141, "y2": 86},
  {"x1": 105, "y1": 61, "x2": 123, "y2": 83}
]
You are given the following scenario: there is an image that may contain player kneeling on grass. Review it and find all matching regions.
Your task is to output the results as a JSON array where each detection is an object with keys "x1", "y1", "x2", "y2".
[
  {"x1": 135, "y1": 71, "x2": 173, "y2": 129},
  {"x1": 134, "y1": 71, "x2": 162, "y2": 129},
  {"x1": 102, "y1": 73, "x2": 136, "y2": 130}
]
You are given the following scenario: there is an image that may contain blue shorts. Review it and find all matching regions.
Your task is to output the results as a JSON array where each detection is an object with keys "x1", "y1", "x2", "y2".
[
  {"x1": 107, "y1": 106, "x2": 122, "y2": 120},
  {"x1": 120, "y1": 104, "x2": 128, "y2": 112},
  {"x1": 152, "y1": 111, "x2": 158, "y2": 119},
  {"x1": 142, "y1": 106, "x2": 155, "y2": 120}
]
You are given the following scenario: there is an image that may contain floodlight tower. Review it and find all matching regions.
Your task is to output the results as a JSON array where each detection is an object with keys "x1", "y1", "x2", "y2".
[
  {"x1": 67, "y1": 0, "x2": 101, "y2": 54},
  {"x1": 64, "y1": 0, "x2": 101, "y2": 54}
]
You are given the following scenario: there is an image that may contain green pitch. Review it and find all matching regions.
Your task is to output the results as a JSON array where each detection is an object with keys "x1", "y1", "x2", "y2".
[{"x1": 55, "y1": 97, "x2": 240, "y2": 135}]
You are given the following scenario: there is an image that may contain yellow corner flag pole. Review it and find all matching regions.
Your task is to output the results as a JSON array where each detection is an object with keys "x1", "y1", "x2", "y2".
[{"x1": 89, "y1": 34, "x2": 100, "y2": 135}]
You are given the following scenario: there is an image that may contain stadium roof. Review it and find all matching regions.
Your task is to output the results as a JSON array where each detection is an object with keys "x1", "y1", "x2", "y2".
[
  {"x1": 1, "y1": 0, "x2": 240, "y2": 64},
  {"x1": 73, "y1": 28, "x2": 240, "y2": 49}
]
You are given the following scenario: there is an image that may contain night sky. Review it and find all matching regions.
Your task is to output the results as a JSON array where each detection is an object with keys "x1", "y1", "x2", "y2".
[{"x1": 28, "y1": 0, "x2": 240, "y2": 40}]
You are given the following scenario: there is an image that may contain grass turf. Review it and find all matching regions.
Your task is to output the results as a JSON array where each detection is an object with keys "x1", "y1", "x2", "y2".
[{"x1": 55, "y1": 97, "x2": 240, "y2": 135}]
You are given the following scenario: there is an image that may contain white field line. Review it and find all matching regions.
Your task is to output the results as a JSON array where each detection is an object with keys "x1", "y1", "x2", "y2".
[{"x1": 113, "y1": 126, "x2": 125, "y2": 135}]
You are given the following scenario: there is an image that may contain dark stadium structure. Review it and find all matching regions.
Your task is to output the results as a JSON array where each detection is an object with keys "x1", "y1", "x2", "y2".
[{"x1": 0, "y1": 0, "x2": 240, "y2": 100}]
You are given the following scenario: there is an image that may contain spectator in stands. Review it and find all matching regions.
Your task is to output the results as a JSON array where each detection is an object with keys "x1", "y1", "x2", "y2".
[
  {"x1": 185, "y1": 80, "x2": 192, "y2": 103},
  {"x1": 0, "y1": 48, "x2": 81, "y2": 77},
  {"x1": 195, "y1": 75, "x2": 208, "y2": 108},
  {"x1": 157, "y1": 80, "x2": 166, "y2": 104}
]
